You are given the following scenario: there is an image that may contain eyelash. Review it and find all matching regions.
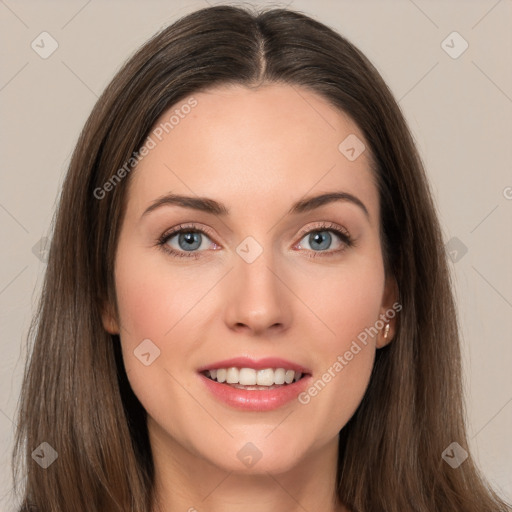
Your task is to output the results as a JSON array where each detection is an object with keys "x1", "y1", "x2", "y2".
[{"x1": 156, "y1": 222, "x2": 355, "y2": 260}]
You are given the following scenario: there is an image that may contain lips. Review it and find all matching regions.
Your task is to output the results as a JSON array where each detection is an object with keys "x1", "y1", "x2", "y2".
[
  {"x1": 197, "y1": 356, "x2": 311, "y2": 374},
  {"x1": 197, "y1": 357, "x2": 312, "y2": 411}
]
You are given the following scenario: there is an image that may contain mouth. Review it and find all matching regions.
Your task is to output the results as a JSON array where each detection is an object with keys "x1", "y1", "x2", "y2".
[
  {"x1": 197, "y1": 357, "x2": 311, "y2": 411},
  {"x1": 201, "y1": 367, "x2": 306, "y2": 390}
]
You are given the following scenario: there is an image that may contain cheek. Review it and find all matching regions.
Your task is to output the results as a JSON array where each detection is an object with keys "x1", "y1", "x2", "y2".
[
  {"x1": 113, "y1": 250, "x2": 210, "y2": 341},
  {"x1": 292, "y1": 259, "x2": 383, "y2": 433},
  {"x1": 112, "y1": 248, "x2": 219, "y2": 408},
  {"x1": 115, "y1": 276, "x2": 172, "y2": 340},
  {"x1": 112, "y1": 252, "x2": 206, "y2": 433},
  {"x1": 296, "y1": 255, "x2": 384, "y2": 353}
]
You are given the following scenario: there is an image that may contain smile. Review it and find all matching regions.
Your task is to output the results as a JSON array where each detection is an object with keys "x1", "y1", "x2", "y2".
[
  {"x1": 198, "y1": 357, "x2": 311, "y2": 411},
  {"x1": 203, "y1": 367, "x2": 304, "y2": 388}
]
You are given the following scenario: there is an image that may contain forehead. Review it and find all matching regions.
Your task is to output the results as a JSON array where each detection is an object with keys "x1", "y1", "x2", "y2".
[{"x1": 126, "y1": 83, "x2": 379, "y2": 224}]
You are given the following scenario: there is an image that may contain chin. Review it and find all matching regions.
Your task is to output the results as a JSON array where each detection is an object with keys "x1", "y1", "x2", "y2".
[{"x1": 197, "y1": 435, "x2": 313, "y2": 476}]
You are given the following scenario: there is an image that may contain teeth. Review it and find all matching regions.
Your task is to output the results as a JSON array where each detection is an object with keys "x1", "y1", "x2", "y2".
[
  {"x1": 274, "y1": 368, "x2": 285, "y2": 385},
  {"x1": 226, "y1": 367, "x2": 239, "y2": 384},
  {"x1": 204, "y1": 367, "x2": 304, "y2": 386},
  {"x1": 256, "y1": 369, "x2": 273, "y2": 386},
  {"x1": 240, "y1": 368, "x2": 257, "y2": 385}
]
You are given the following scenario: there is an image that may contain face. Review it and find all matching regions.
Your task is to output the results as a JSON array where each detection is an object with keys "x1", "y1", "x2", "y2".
[{"x1": 103, "y1": 83, "x2": 398, "y2": 476}]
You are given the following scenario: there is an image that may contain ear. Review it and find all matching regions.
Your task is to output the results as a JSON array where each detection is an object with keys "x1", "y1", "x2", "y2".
[
  {"x1": 101, "y1": 301, "x2": 120, "y2": 335},
  {"x1": 376, "y1": 274, "x2": 400, "y2": 349}
]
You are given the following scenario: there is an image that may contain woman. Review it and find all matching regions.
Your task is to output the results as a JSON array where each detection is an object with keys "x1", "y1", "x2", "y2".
[{"x1": 12, "y1": 5, "x2": 511, "y2": 512}]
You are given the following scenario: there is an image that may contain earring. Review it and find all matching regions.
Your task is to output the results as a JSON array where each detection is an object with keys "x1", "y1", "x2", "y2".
[{"x1": 383, "y1": 323, "x2": 390, "y2": 339}]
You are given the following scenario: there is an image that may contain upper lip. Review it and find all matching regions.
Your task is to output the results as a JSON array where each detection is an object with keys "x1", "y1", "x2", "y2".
[{"x1": 197, "y1": 357, "x2": 311, "y2": 374}]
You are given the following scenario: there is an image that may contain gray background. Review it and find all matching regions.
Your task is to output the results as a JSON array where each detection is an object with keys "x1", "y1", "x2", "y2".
[{"x1": 0, "y1": 0, "x2": 511, "y2": 509}]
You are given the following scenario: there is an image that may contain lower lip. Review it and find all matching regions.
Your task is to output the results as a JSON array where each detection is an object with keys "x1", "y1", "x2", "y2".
[{"x1": 199, "y1": 373, "x2": 311, "y2": 411}]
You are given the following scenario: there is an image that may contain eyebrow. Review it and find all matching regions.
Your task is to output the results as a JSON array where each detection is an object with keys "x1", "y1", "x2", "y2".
[{"x1": 141, "y1": 191, "x2": 369, "y2": 220}]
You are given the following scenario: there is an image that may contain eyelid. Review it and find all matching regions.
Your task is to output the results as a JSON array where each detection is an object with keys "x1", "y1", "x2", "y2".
[
  {"x1": 294, "y1": 221, "x2": 351, "y2": 241},
  {"x1": 159, "y1": 222, "x2": 217, "y2": 243},
  {"x1": 157, "y1": 222, "x2": 221, "y2": 258},
  {"x1": 157, "y1": 221, "x2": 353, "y2": 258}
]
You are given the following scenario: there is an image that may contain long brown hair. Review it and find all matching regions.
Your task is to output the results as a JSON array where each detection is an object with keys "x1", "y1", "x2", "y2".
[{"x1": 12, "y1": 5, "x2": 511, "y2": 512}]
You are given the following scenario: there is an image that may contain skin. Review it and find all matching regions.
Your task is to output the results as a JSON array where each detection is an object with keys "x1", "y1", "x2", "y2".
[{"x1": 102, "y1": 83, "x2": 398, "y2": 512}]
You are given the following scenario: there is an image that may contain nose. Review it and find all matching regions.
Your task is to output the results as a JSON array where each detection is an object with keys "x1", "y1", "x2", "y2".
[{"x1": 224, "y1": 250, "x2": 291, "y2": 337}]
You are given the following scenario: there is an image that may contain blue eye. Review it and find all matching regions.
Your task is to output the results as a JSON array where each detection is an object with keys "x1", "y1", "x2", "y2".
[
  {"x1": 299, "y1": 230, "x2": 339, "y2": 251},
  {"x1": 169, "y1": 231, "x2": 206, "y2": 252},
  {"x1": 295, "y1": 224, "x2": 353, "y2": 259},
  {"x1": 158, "y1": 225, "x2": 215, "y2": 259},
  {"x1": 157, "y1": 222, "x2": 353, "y2": 259}
]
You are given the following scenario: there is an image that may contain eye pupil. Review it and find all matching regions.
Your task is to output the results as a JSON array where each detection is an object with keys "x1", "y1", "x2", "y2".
[
  {"x1": 310, "y1": 231, "x2": 331, "y2": 251},
  {"x1": 179, "y1": 232, "x2": 201, "y2": 251}
]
